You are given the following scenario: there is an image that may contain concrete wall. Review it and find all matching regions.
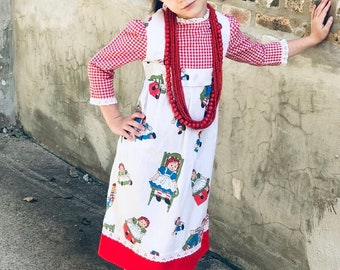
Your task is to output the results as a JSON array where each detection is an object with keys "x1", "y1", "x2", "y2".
[
  {"x1": 12, "y1": 0, "x2": 340, "y2": 269},
  {"x1": 13, "y1": 0, "x2": 149, "y2": 181},
  {"x1": 0, "y1": 0, "x2": 15, "y2": 127}
]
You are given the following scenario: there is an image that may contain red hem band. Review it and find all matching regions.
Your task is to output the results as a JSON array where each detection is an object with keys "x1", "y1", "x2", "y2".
[{"x1": 98, "y1": 231, "x2": 209, "y2": 270}]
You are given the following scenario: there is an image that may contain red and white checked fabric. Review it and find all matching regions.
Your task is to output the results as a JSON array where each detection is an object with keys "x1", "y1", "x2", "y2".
[
  {"x1": 88, "y1": 19, "x2": 147, "y2": 104},
  {"x1": 88, "y1": 14, "x2": 287, "y2": 105}
]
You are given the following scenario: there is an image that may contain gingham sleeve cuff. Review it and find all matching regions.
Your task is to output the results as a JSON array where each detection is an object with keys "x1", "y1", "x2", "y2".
[
  {"x1": 280, "y1": 39, "x2": 288, "y2": 65},
  {"x1": 90, "y1": 97, "x2": 118, "y2": 106}
]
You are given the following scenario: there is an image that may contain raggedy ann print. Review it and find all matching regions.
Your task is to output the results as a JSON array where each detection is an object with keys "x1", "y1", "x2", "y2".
[
  {"x1": 191, "y1": 169, "x2": 210, "y2": 205},
  {"x1": 106, "y1": 162, "x2": 132, "y2": 209},
  {"x1": 182, "y1": 214, "x2": 209, "y2": 251},
  {"x1": 106, "y1": 182, "x2": 117, "y2": 208},
  {"x1": 123, "y1": 216, "x2": 150, "y2": 244},
  {"x1": 148, "y1": 152, "x2": 184, "y2": 212},
  {"x1": 123, "y1": 105, "x2": 157, "y2": 141},
  {"x1": 147, "y1": 73, "x2": 166, "y2": 99},
  {"x1": 118, "y1": 163, "x2": 133, "y2": 185}
]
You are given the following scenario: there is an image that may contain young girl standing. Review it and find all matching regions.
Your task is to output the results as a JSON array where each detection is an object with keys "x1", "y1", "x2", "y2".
[{"x1": 88, "y1": 0, "x2": 332, "y2": 269}]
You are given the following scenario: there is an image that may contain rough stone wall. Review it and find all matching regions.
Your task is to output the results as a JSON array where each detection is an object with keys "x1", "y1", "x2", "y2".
[
  {"x1": 0, "y1": 0, "x2": 15, "y2": 127},
  {"x1": 12, "y1": 0, "x2": 340, "y2": 269}
]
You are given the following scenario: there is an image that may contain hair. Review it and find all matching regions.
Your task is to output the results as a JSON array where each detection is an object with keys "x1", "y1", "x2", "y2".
[
  {"x1": 165, "y1": 156, "x2": 181, "y2": 170},
  {"x1": 138, "y1": 216, "x2": 150, "y2": 227},
  {"x1": 152, "y1": 0, "x2": 163, "y2": 12}
]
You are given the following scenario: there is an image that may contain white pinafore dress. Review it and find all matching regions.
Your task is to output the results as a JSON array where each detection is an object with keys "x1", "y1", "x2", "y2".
[{"x1": 98, "y1": 9, "x2": 230, "y2": 268}]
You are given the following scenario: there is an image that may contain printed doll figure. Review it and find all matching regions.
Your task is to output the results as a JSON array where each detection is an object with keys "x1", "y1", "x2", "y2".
[
  {"x1": 149, "y1": 156, "x2": 180, "y2": 205},
  {"x1": 191, "y1": 169, "x2": 210, "y2": 197},
  {"x1": 171, "y1": 117, "x2": 186, "y2": 135},
  {"x1": 191, "y1": 169, "x2": 210, "y2": 205},
  {"x1": 180, "y1": 69, "x2": 190, "y2": 81},
  {"x1": 106, "y1": 183, "x2": 117, "y2": 208},
  {"x1": 182, "y1": 215, "x2": 209, "y2": 250},
  {"x1": 148, "y1": 74, "x2": 166, "y2": 99},
  {"x1": 135, "y1": 116, "x2": 157, "y2": 140},
  {"x1": 123, "y1": 216, "x2": 150, "y2": 244},
  {"x1": 150, "y1": 250, "x2": 160, "y2": 257},
  {"x1": 173, "y1": 217, "x2": 185, "y2": 235},
  {"x1": 149, "y1": 81, "x2": 161, "y2": 99},
  {"x1": 117, "y1": 163, "x2": 132, "y2": 186},
  {"x1": 131, "y1": 105, "x2": 157, "y2": 140},
  {"x1": 194, "y1": 131, "x2": 202, "y2": 152},
  {"x1": 200, "y1": 85, "x2": 212, "y2": 111}
]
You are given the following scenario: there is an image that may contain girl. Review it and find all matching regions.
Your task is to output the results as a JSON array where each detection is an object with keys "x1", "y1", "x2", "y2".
[{"x1": 88, "y1": 0, "x2": 332, "y2": 269}]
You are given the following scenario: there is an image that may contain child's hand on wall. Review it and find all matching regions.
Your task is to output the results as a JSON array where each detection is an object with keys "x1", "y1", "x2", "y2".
[
  {"x1": 310, "y1": 0, "x2": 333, "y2": 44},
  {"x1": 287, "y1": 0, "x2": 333, "y2": 57}
]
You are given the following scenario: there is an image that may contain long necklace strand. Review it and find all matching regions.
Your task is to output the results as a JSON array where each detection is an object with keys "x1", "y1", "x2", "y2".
[{"x1": 164, "y1": 4, "x2": 223, "y2": 130}]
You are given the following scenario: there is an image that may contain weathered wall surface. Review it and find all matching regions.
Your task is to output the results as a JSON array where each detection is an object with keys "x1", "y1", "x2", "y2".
[
  {"x1": 0, "y1": 0, "x2": 15, "y2": 127},
  {"x1": 12, "y1": 0, "x2": 340, "y2": 269},
  {"x1": 212, "y1": 57, "x2": 340, "y2": 270},
  {"x1": 13, "y1": 0, "x2": 149, "y2": 181}
]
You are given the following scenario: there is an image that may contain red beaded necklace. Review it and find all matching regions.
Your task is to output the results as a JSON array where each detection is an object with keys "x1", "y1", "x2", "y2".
[{"x1": 164, "y1": 4, "x2": 223, "y2": 130}]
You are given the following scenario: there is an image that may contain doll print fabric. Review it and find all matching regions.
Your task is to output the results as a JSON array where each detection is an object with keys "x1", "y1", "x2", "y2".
[{"x1": 92, "y1": 8, "x2": 287, "y2": 270}]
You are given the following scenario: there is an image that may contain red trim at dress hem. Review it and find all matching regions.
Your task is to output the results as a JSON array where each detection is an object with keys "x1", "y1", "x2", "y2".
[{"x1": 98, "y1": 231, "x2": 209, "y2": 270}]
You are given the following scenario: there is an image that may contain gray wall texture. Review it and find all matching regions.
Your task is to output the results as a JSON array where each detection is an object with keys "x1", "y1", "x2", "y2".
[
  {"x1": 7, "y1": 0, "x2": 340, "y2": 269},
  {"x1": 0, "y1": 0, "x2": 14, "y2": 127}
]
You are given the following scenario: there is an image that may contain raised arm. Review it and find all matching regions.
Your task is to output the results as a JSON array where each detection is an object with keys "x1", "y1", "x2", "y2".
[{"x1": 287, "y1": 0, "x2": 333, "y2": 57}]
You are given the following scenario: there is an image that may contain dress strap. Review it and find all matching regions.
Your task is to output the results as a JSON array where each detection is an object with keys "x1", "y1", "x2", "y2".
[
  {"x1": 216, "y1": 11, "x2": 230, "y2": 58},
  {"x1": 144, "y1": 9, "x2": 166, "y2": 62}
]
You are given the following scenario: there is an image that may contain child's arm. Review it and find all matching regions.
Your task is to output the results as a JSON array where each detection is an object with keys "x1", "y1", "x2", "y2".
[
  {"x1": 226, "y1": 0, "x2": 333, "y2": 66},
  {"x1": 100, "y1": 104, "x2": 145, "y2": 141},
  {"x1": 287, "y1": 0, "x2": 333, "y2": 57},
  {"x1": 88, "y1": 20, "x2": 147, "y2": 105}
]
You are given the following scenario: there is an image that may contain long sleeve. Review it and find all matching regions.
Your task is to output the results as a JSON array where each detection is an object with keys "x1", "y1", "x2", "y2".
[
  {"x1": 88, "y1": 19, "x2": 147, "y2": 105},
  {"x1": 226, "y1": 16, "x2": 288, "y2": 66}
]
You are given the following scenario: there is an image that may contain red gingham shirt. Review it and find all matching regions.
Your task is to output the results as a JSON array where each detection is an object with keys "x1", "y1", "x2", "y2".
[{"x1": 88, "y1": 15, "x2": 287, "y2": 105}]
